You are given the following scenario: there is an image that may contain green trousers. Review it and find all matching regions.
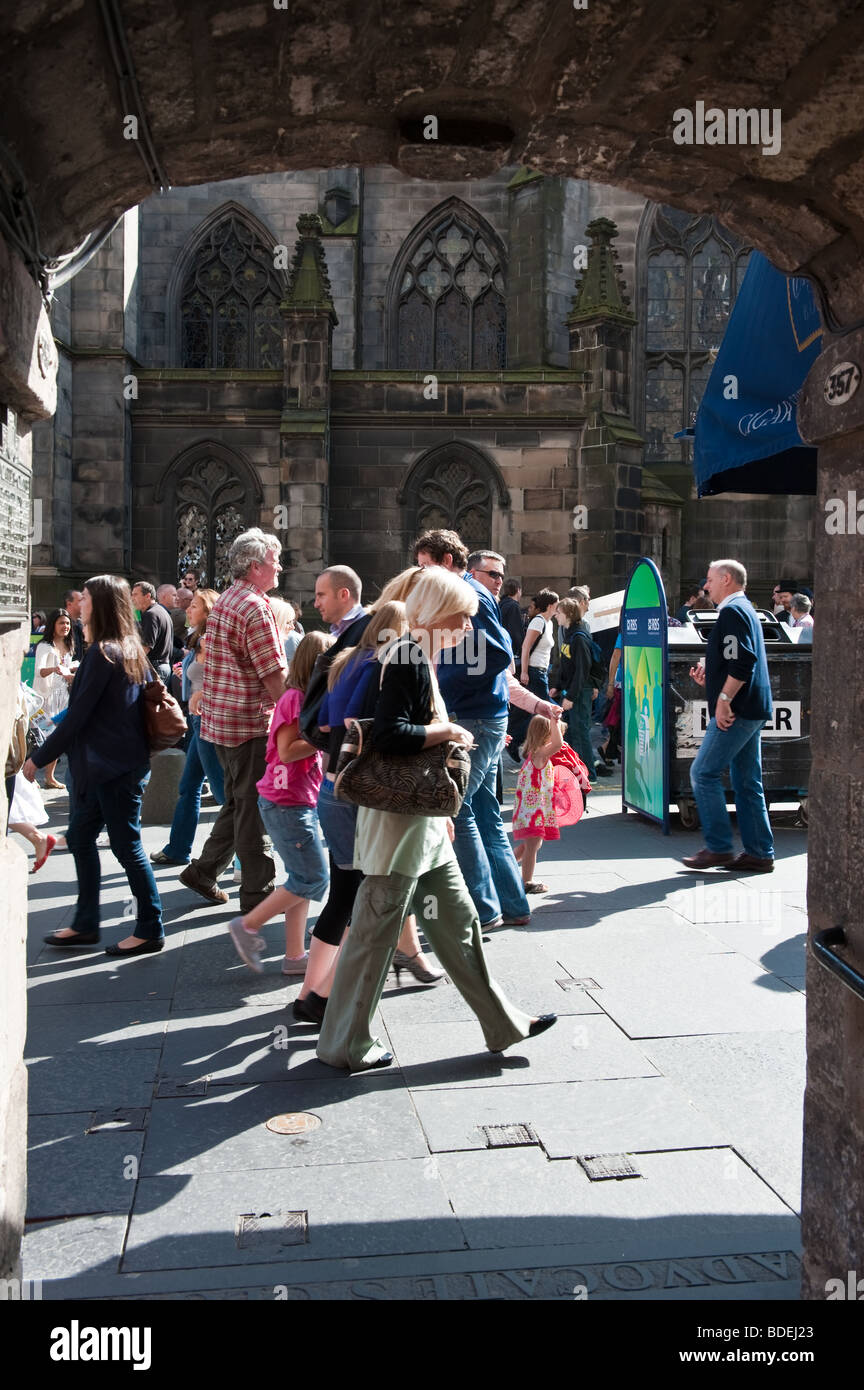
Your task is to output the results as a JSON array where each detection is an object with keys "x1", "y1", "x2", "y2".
[{"x1": 316, "y1": 858, "x2": 533, "y2": 1071}]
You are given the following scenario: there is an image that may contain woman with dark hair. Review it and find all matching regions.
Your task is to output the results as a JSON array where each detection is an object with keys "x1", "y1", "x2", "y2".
[
  {"x1": 150, "y1": 587, "x2": 224, "y2": 866},
  {"x1": 33, "y1": 608, "x2": 77, "y2": 788},
  {"x1": 22, "y1": 575, "x2": 164, "y2": 956}
]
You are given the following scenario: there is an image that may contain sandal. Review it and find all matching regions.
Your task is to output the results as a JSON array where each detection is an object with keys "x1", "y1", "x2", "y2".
[{"x1": 524, "y1": 881, "x2": 548, "y2": 894}]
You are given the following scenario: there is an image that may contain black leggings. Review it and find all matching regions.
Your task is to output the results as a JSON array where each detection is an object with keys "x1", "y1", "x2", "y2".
[{"x1": 312, "y1": 855, "x2": 363, "y2": 946}]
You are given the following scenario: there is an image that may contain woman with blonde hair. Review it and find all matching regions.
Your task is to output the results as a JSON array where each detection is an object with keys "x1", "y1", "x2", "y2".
[
  {"x1": 293, "y1": 600, "x2": 442, "y2": 1025},
  {"x1": 317, "y1": 566, "x2": 556, "y2": 1071},
  {"x1": 151, "y1": 587, "x2": 224, "y2": 866}
]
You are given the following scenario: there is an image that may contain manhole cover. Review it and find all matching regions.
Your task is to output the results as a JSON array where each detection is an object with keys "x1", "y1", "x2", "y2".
[
  {"x1": 481, "y1": 1123, "x2": 537, "y2": 1148},
  {"x1": 577, "y1": 1152, "x2": 641, "y2": 1181},
  {"x1": 266, "y1": 1112, "x2": 322, "y2": 1135},
  {"x1": 235, "y1": 1211, "x2": 308, "y2": 1250}
]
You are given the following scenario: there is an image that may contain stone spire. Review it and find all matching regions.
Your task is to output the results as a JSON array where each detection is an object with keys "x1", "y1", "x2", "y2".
[
  {"x1": 283, "y1": 213, "x2": 336, "y2": 316},
  {"x1": 567, "y1": 216, "x2": 635, "y2": 327}
]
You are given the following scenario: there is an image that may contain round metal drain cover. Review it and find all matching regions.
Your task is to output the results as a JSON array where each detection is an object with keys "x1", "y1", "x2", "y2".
[{"x1": 266, "y1": 1112, "x2": 322, "y2": 1135}]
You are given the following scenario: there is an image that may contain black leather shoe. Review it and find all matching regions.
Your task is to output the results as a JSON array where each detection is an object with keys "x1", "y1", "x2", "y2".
[
  {"x1": 104, "y1": 939, "x2": 164, "y2": 957},
  {"x1": 43, "y1": 931, "x2": 100, "y2": 947},
  {"x1": 528, "y1": 1014, "x2": 558, "y2": 1037},
  {"x1": 293, "y1": 991, "x2": 327, "y2": 1025}
]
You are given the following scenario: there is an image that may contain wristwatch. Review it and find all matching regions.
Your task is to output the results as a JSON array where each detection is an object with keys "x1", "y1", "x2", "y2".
[{"x1": 718, "y1": 692, "x2": 731, "y2": 703}]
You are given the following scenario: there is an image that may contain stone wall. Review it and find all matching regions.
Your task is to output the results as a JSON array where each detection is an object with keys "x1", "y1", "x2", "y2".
[{"x1": 0, "y1": 231, "x2": 57, "y2": 1283}]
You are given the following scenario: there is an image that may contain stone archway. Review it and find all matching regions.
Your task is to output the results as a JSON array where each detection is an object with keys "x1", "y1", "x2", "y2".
[{"x1": 2, "y1": 0, "x2": 864, "y2": 1298}]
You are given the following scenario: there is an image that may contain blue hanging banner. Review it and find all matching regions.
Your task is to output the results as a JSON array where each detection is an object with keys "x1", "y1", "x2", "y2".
[{"x1": 685, "y1": 252, "x2": 822, "y2": 497}]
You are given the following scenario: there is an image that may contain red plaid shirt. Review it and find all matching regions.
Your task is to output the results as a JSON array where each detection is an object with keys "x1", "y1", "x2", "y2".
[{"x1": 199, "y1": 581, "x2": 287, "y2": 747}]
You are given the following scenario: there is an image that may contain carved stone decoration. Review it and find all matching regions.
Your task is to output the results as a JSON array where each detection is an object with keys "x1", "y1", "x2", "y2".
[
  {"x1": 179, "y1": 211, "x2": 285, "y2": 368},
  {"x1": 401, "y1": 442, "x2": 510, "y2": 557}
]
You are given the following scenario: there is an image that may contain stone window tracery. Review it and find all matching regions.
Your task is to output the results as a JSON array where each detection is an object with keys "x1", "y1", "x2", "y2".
[
  {"x1": 643, "y1": 208, "x2": 751, "y2": 463},
  {"x1": 391, "y1": 205, "x2": 506, "y2": 370},
  {"x1": 179, "y1": 213, "x2": 284, "y2": 369},
  {"x1": 174, "y1": 453, "x2": 252, "y2": 588}
]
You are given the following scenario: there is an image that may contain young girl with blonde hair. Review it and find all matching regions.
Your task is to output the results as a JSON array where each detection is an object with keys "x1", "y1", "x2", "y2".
[{"x1": 511, "y1": 713, "x2": 567, "y2": 894}]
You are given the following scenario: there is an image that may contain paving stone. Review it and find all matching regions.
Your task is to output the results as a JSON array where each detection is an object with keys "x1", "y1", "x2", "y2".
[
  {"x1": 169, "y1": 928, "x2": 297, "y2": 1010},
  {"x1": 25, "y1": 1001, "x2": 168, "y2": 1059},
  {"x1": 123, "y1": 1160, "x2": 464, "y2": 1270},
  {"x1": 161, "y1": 1006, "x2": 391, "y2": 1084},
  {"x1": 641, "y1": 1033, "x2": 806, "y2": 1212},
  {"x1": 412, "y1": 1077, "x2": 725, "y2": 1157},
  {"x1": 684, "y1": 919, "x2": 807, "y2": 978},
  {"x1": 141, "y1": 1076, "x2": 426, "y2": 1175},
  {"x1": 23, "y1": 1215, "x2": 128, "y2": 1280},
  {"x1": 26, "y1": 945, "x2": 182, "y2": 1005},
  {"x1": 386, "y1": 1014, "x2": 659, "y2": 1090},
  {"x1": 27, "y1": 1114, "x2": 145, "y2": 1218},
  {"x1": 27, "y1": 1049, "x2": 161, "y2": 1115},
  {"x1": 540, "y1": 908, "x2": 724, "y2": 972},
  {"x1": 577, "y1": 954, "x2": 806, "y2": 1039},
  {"x1": 434, "y1": 1147, "x2": 799, "y2": 1252}
]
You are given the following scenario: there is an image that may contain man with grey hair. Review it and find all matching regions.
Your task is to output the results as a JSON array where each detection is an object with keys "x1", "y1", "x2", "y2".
[
  {"x1": 467, "y1": 550, "x2": 506, "y2": 600},
  {"x1": 684, "y1": 558, "x2": 775, "y2": 873},
  {"x1": 179, "y1": 528, "x2": 288, "y2": 910}
]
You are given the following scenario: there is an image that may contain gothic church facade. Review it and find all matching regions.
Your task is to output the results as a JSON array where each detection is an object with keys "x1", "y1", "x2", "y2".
[{"x1": 30, "y1": 167, "x2": 815, "y2": 614}]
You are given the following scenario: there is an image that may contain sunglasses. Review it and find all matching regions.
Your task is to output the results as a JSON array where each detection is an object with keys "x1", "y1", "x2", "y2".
[{"x1": 479, "y1": 569, "x2": 504, "y2": 582}]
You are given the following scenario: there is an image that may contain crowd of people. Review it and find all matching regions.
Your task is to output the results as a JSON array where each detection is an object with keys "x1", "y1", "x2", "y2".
[{"x1": 11, "y1": 531, "x2": 812, "y2": 1071}]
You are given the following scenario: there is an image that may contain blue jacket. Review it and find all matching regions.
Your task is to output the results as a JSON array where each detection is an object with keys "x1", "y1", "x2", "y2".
[
  {"x1": 705, "y1": 594, "x2": 773, "y2": 722},
  {"x1": 436, "y1": 574, "x2": 514, "y2": 721},
  {"x1": 31, "y1": 642, "x2": 151, "y2": 790}
]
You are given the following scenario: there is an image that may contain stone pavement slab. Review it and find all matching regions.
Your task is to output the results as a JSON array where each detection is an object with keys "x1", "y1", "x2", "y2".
[
  {"x1": 412, "y1": 1076, "x2": 726, "y2": 1157},
  {"x1": 141, "y1": 1076, "x2": 428, "y2": 1175},
  {"x1": 434, "y1": 1146, "x2": 799, "y2": 1253},
  {"x1": 28, "y1": 1048, "x2": 162, "y2": 1115},
  {"x1": 641, "y1": 1032, "x2": 806, "y2": 1212},
  {"x1": 386, "y1": 1013, "x2": 659, "y2": 1089},
  {"x1": 24, "y1": 1000, "x2": 168, "y2": 1059},
  {"x1": 577, "y1": 954, "x2": 806, "y2": 1039},
  {"x1": 26, "y1": 943, "x2": 182, "y2": 1006},
  {"x1": 24, "y1": 1214, "x2": 128, "y2": 1280},
  {"x1": 27, "y1": 1114, "x2": 145, "y2": 1218},
  {"x1": 123, "y1": 1159, "x2": 464, "y2": 1271}
]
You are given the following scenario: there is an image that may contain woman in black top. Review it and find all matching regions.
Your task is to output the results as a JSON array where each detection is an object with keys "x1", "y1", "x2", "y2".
[
  {"x1": 317, "y1": 566, "x2": 556, "y2": 1072},
  {"x1": 23, "y1": 575, "x2": 164, "y2": 956}
]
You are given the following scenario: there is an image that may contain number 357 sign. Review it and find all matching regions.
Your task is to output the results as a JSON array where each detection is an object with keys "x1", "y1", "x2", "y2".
[{"x1": 824, "y1": 361, "x2": 861, "y2": 405}]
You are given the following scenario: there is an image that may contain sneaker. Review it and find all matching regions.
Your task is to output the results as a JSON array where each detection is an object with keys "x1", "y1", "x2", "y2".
[
  {"x1": 179, "y1": 864, "x2": 229, "y2": 905},
  {"x1": 227, "y1": 917, "x2": 266, "y2": 973},
  {"x1": 150, "y1": 850, "x2": 188, "y2": 866},
  {"x1": 480, "y1": 914, "x2": 504, "y2": 930},
  {"x1": 281, "y1": 952, "x2": 309, "y2": 976}
]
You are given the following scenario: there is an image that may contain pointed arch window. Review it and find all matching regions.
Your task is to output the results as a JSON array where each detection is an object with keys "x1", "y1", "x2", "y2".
[
  {"x1": 179, "y1": 213, "x2": 284, "y2": 369},
  {"x1": 400, "y1": 442, "x2": 510, "y2": 558},
  {"x1": 171, "y1": 451, "x2": 259, "y2": 589},
  {"x1": 390, "y1": 203, "x2": 507, "y2": 370},
  {"x1": 642, "y1": 207, "x2": 751, "y2": 463}
]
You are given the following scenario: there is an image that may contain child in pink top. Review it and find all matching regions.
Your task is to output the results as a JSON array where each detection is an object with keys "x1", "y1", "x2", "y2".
[{"x1": 227, "y1": 632, "x2": 333, "y2": 975}]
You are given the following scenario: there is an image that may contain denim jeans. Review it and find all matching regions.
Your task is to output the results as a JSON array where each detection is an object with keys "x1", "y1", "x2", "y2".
[
  {"x1": 66, "y1": 765, "x2": 163, "y2": 939},
  {"x1": 453, "y1": 715, "x2": 531, "y2": 924},
  {"x1": 567, "y1": 687, "x2": 596, "y2": 778},
  {"x1": 316, "y1": 776, "x2": 358, "y2": 870},
  {"x1": 690, "y1": 715, "x2": 775, "y2": 858},
  {"x1": 163, "y1": 714, "x2": 225, "y2": 862},
  {"x1": 258, "y1": 798, "x2": 330, "y2": 901}
]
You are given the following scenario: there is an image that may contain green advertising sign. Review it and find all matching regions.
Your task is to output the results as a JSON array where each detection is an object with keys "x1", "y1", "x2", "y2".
[{"x1": 621, "y1": 559, "x2": 670, "y2": 832}]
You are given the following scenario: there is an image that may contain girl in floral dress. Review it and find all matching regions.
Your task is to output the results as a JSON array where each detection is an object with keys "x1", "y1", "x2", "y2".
[{"x1": 512, "y1": 714, "x2": 568, "y2": 894}]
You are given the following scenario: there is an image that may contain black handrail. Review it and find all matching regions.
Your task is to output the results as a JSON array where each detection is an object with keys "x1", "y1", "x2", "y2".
[{"x1": 812, "y1": 927, "x2": 864, "y2": 1003}]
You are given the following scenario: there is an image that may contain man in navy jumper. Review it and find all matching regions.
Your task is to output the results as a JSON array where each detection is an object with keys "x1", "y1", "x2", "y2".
[
  {"x1": 413, "y1": 529, "x2": 561, "y2": 928},
  {"x1": 684, "y1": 558, "x2": 775, "y2": 872}
]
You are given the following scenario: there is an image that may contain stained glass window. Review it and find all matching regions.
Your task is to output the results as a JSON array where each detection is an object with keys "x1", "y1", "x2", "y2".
[
  {"x1": 179, "y1": 212, "x2": 284, "y2": 369},
  {"x1": 642, "y1": 208, "x2": 752, "y2": 462},
  {"x1": 391, "y1": 204, "x2": 506, "y2": 369}
]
